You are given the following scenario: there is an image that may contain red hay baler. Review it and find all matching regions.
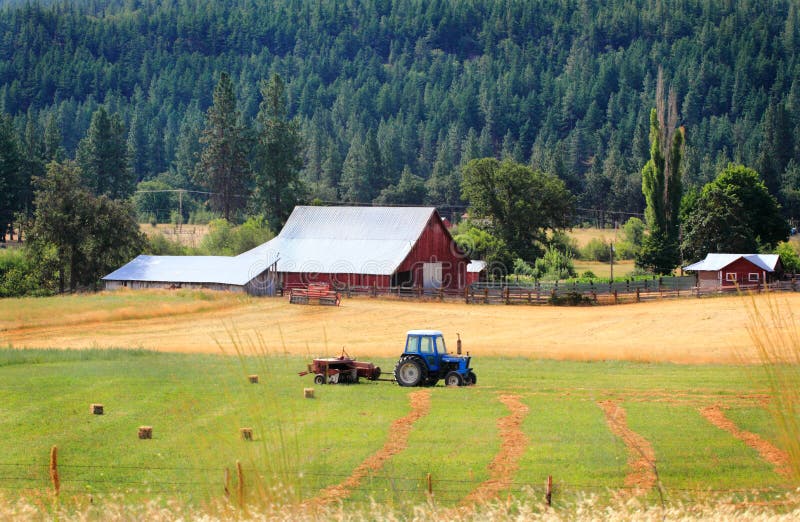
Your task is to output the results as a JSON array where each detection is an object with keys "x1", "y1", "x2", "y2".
[{"x1": 299, "y1": 350, "x2": 382, "y2": 384}]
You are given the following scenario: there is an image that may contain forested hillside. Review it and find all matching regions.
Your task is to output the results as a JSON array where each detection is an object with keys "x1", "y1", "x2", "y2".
[{"x1": 2, "y1": 0, "x2": 799, "y2": 222}]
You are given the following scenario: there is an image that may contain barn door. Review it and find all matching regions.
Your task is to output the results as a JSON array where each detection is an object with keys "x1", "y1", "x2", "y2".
[{"x1": 423, "y1": 262, "x2": 443, "y2": 289}]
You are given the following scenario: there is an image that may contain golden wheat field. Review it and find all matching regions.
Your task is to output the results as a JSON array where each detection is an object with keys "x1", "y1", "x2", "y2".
[{"x1": 2, "y1": 290, "x2": 797, "y2": 364}]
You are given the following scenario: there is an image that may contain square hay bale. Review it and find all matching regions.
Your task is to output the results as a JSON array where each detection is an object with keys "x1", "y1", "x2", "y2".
[
  {"x1": 304, "y1": 388, "x2": 315, "y2": 399},
  {"x1": 90, "y1": 403, "x2": 104, "y2": 415},
  {"x1": 138, "y1": 426, "x2": 153, "y2": 439},
  {"x1": 240, "y1": 428, "x2": 253, "y2": 441},
  {"x1": 248, "y1": 374, "x2": 259, "y2": 384}
]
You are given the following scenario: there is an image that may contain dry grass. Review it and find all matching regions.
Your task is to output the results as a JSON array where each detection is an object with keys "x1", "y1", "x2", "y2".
[
  {"x1": 746, "y1": 292, "x2": 800, "y2": 480},
  {"x1": 2, "y1": 490, "x2": 799, "y2": 521},
  {"x1": 568, "y1": 227, "x2": 619, "y2": 248},
  {"x1": 1, "y1": 290, "x2": 794, "y2": 364}
]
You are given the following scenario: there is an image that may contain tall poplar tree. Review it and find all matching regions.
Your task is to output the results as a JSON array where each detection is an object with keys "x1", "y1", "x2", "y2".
[
  {"x1": 194, "y1": 72, "x2": 251, "y2": 221},
  {"x1": 637, "y1": 71, "x2": 685, "y2": 274},
  {"x1": 76, "y1": 106, "x2": 133, "y2": 199},
  {"x1": 253, "y1": 73, "x2": 304, "y2": 229}
]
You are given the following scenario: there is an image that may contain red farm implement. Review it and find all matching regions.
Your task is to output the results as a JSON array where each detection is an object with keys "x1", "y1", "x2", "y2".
[
  {"x1": 289, "y1": 282, "x2": 341, "y2": 306},
  {"x1": 299, "y1": 350, "x2": 382, "y2": 384}
]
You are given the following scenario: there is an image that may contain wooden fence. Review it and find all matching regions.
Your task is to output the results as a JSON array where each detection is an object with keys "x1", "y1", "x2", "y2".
[{"x1": 279, "y1": 276, "x2": 800, "y2": 306}]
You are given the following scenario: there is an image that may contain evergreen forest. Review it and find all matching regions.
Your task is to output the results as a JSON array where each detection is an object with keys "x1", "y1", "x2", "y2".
[{"x1": 1, "y1": 0, "x2": 800, "y2": 225}]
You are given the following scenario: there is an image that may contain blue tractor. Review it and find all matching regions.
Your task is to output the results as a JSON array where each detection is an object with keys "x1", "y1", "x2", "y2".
[{"x1": 394, "y1": 330, "x2": 476, "y2": 387}]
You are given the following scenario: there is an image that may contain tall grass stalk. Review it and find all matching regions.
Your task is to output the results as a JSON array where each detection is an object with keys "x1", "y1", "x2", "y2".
[
  {"x1": 213, "y1": 322, "x2": 304, "y2": 509},
  {"x1": 746, "y1": 291, "x2": 800, "y2": 481}
]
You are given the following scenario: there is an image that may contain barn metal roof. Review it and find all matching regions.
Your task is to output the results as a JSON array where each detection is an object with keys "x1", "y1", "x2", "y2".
[
  {"x1": 683, "y1": 253, "x2": 781, "y2": 272},
  {"x1": 102, "y1": 254, "x2": 278, "y2": 286},
  {"x1": 238, "y1": 206, "x2": 439, "y2": 275},
  {"x1": 467, "y1": 260, "x2": 487, "y2": 273}
]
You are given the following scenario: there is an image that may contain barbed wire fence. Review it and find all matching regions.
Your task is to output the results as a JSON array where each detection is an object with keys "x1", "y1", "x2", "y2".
[{"x1": 0, "y1": 453, "x2": 794, "y2": 509}]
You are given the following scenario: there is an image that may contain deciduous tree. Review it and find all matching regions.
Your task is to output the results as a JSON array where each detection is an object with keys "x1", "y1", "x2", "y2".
[{"x1": 461, "y1": 158, "x2": 573, "y2": 261}]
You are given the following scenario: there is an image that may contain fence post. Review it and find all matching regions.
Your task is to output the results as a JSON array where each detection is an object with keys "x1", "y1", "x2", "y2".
[
  {"x1": 49, "y1": 445, "x2": 60, "y2": 498},
  {"x1": 505, "y1": 286, "x2": 510, "y2": 305},
  {"x1": 427, "y1": 473, "x2": 433, "y2": 496},
  {"x1": 635, "y1": 287, "x2": 640, "y2": 303},
  {"x1": 613, "y1": 290, "x2": 618, "y2": 304},
  {"x1": 439, "y1": 287, "x2": 444, "y2": 302},
  {"x1": 546, "y1": 475, "x2": 552, "y2": 506},
  {"x1": 484, "y1": 287, "x2": 489, "y2": 304}
]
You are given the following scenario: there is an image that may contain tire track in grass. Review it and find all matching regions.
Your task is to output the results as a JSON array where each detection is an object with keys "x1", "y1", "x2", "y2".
[
  {"x1": 460, "y1": 394, "x2": 530, "y2": 505},
  {"x1": 700, "y1": 404, "x2": 791, "y2": 478},
  {"x1": 598, "y1": 400, "x2": 657, "y2": 494},
  {"x1": 304, "y1": 389, "x2": 431, "y2": 507}
]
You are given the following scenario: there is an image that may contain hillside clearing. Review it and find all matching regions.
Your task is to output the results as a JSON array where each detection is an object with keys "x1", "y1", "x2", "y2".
[{"x1": 1, "y1": 290, "x2": 796, "y2": 364}]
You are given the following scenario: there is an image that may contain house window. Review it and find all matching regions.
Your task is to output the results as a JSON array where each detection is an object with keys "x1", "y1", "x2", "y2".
[
  {"x1": 725, "y1": 272, "x2": 737, "y2": 282},
  {"x1": 748, "y1": 273, "x2": 760, "y2": 282}
]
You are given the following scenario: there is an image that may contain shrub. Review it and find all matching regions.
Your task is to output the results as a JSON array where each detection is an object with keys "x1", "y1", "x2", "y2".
[
  {"x1": 775, "y1": 241, "x2": 800, "y2": 274},
  {"x1": 581, "y1": 237, "x2": 612, "y2": 262},
  {"x1": 549, "y1": 291, "x2": 593, "y2": 306}
]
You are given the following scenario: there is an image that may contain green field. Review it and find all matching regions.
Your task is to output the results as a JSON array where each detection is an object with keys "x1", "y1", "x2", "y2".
[{"x1": 0, "y1": 348, "x2": 792, "y2": 514}]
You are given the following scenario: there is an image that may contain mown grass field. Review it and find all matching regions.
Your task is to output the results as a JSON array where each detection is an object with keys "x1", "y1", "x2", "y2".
[{"x1": 0, "y1": 347, "x2": 792, "y2": 513}]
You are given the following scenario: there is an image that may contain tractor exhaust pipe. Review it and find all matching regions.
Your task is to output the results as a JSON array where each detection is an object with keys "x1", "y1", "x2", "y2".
[{"x1": 457, "y1": 333, "x2": 462, "y2": 355}]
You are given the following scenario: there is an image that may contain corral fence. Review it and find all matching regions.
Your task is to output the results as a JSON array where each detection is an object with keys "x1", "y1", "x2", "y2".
[{"x1": 280, "y1": 276, "x2": 800, "y2": 305}]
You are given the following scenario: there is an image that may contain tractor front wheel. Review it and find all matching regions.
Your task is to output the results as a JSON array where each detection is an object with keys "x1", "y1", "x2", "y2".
[
  {"x1": 467, "y1": 371, "x2": 477, "y2": 385},
  {"x1": 444, "y1": 371, "x2": 464, "y2": 387},
  {"x1": 395, "y1": 357, "x2": 426, "y2": 387},
  {"x1": 313, "y1": 374, "x2": 325, "y2": 385}
]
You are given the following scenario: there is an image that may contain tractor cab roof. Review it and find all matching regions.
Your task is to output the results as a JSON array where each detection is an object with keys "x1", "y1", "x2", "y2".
[{"x1": 406, "y1": 330, "x2": 444, "y2": 336}]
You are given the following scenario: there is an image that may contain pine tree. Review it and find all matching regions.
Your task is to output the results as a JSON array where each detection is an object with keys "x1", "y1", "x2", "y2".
[
  {"x1": 194, "y1": 72, "x2": 252, "y2": 221},
  {"x1": 76, "y1": 106, "x2": 133, "y2": 199},
  {"x1": 253, "y1": 73, "x2": 305, "y2": 229}
]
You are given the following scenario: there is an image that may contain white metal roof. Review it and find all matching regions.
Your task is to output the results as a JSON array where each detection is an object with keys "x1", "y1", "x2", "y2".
[
  {"x1": 102, "y1": 254, "x2": 278, "y2": 286},
  {"x1": 467, "y1": 260, "x2": 487, "y2": 273},
  {"x1": 683, "y1": 253, "x2": 781, "y2": 272},
  {"x1": 238, "y1": 206, "x2": 441, "y2": 275},
  {"x1": 406, "y1": 330, "x2": 444, "y2": 336}
]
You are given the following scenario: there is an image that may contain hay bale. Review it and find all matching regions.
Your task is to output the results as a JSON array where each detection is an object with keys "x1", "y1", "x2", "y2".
[
  {"x1": 90, "y1": 403, "x2": 104, "y2": 415},
  {"x1": 240, "y1": 428, "x2": 253, "y2": 441},
  {"x1": 248, "y1": 374, "x2": 259, "y2": 384},
  {"x1": 138, "y1": 426, "x2": 152, "y2": 439},
  {"x1": 304, "y1": 388, "x2": 315, "y2": 399}
]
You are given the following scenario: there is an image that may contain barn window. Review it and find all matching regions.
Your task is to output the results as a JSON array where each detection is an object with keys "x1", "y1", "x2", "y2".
[
  {"x1": 725, "y1": 272, "x2": 737, "y2": 281},
  {"x1": 748, "y1": 273, "x2": 759, "y2": 282}
]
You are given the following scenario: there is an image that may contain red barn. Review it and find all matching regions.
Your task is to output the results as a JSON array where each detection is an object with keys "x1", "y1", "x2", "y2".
[
  {"x1": 239, "y1": 206, "x2": 470, "y2": 291},
  {"x1": 683, "y1": 253, "x2": 782, "y2": 289}
]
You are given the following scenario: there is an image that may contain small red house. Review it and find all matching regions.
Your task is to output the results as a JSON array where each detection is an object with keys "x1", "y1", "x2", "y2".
[
  {"x1": 683, "y1": 254, "x2": 782, "y2": 289},
  {"x1": 239, "y1": 206, "x2": 470, "y2": 291}
]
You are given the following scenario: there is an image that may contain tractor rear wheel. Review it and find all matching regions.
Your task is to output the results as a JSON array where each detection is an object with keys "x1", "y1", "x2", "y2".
[
  {"x1": 444, "y1": 371, "x2": 464, "y2": 387},
  {"x1": 395, "y1": 357, "x2": 427, "y2": 387},
  {"x1": 313, "y1": 374, "x2": 325, "y2": 385},
  {"x1": 467, "y1": 371, "x2": 477, "y2": 385}
]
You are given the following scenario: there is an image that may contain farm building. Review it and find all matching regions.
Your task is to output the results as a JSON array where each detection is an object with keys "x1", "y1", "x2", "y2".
[
  {"x1": 683, "y1": 253, "x2": 782, "y2": 289},
  {"x1": 102, "y1": 254, "x2": 279, "y2": 296},
  {"x1": 238, "y1": 206, "x2": 470, "y2": 291},
  {"x1": 466, "y1": 260, "x2": 488, "y2": 285}
]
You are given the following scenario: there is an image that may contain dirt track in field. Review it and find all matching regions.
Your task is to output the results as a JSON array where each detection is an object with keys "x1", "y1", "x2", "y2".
[
  {"x1": 305, "y1": 389, "x2": 431, "y2": 507},
  {"x1": 598, "y1": 400, "x2": 657, "y2": 494},
  {"x1": 461, "y1": 394, "x2": 530, "y2": 505},
  {"x1": 700, "y1": 405, "x2": 792, "y2": 478},
  {"x1": 1, "y1": 291, "x2": 797, "y2": 363}
]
